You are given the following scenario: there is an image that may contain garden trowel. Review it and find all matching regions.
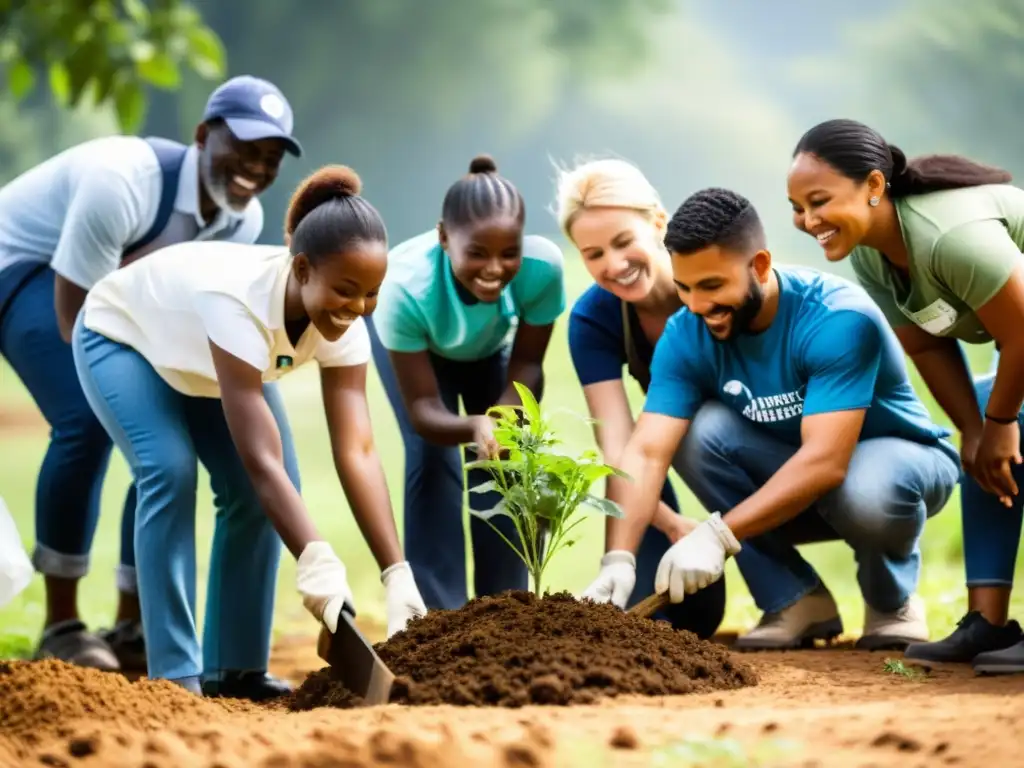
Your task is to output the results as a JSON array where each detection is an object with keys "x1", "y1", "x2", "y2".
[
  {"x1": 316, "y1": 605, "x2": 395, "y2": 706},
  {"x1": 628, "y1": 592, "x2": 670, "y2": 619}
]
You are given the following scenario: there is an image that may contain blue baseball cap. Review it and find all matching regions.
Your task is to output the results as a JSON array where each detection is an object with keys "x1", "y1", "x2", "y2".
[{"x1": 202, "y1": 75, "x2": 302, "y2": 157}]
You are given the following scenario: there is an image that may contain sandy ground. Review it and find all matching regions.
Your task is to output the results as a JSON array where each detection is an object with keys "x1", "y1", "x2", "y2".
[{"x1": 4, "y1": 618, "x2": 1023, "y2": 768}]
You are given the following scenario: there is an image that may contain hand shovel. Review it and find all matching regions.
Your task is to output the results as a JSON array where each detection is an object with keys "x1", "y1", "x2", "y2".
[
  {"x1": 315, "y1": 605, "x2": 395, "y2": 706},
  {"x1": 627, "y1": 592, "x2": 670, "y2": 619}
]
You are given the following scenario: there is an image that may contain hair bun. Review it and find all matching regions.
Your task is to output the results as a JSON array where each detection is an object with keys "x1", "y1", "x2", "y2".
[
  {"x1": 285, "y1": 165, "x2": 363, "y2": 236},
  {"x1": 468, "y1": 154, "x2": 498, "y2": 174}
]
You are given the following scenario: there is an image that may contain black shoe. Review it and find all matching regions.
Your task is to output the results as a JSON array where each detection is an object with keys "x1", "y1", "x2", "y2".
[
  {"x1": 973, "y1": 639, "x2": 1024, "y2": 675},
  {"x1": 903, "y1": 611, "x2": 1022, "y2": 668},
  {"x1": 99, "y1": 620, "x2": 147, "y2": 673},
  {"x1": 201, "y1": 671, "x2": 292, "y2": 702}
]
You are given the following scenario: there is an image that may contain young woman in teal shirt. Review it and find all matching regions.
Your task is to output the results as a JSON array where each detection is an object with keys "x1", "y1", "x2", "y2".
[
  {"x1": 367, "y1": 155, "x2": 566, "y2": 610},
  {"x1": 787, "y1": 118, "x2": 1024, "y2": 674}
]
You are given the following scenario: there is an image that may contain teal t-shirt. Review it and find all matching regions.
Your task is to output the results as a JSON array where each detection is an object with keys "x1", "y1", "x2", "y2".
[{"x1": 374, "y1": 229, "x2": 566, "y2": 361}]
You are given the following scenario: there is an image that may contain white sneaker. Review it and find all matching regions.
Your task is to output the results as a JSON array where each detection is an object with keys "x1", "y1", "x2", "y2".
[
  {"x1": 734, "y1": 586, "x2": 843, "y2": 651},
  {"x1": 856, "y1": 594, "x2": 928, "y2": 651}
]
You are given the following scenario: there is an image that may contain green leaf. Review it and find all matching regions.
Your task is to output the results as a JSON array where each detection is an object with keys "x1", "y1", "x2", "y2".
[
  {"x1": 185, "y1": 25, "x2": 226, "y2": 79},
  {"x1": 512, "y1": 381, "x2": 541, "y2": 424},
  {"x1": 469, "y1": 499, "x2": 512, "y2": 522},
  {"x1": 7, "y1": 59, "x2": 35, "y2": 100},
  {"x1": 469, "y1": 480, "x2": 499, "y2": 495},
  {"x1": 113, "y1": 79, "x2": 146, "y2": 132},
  {"x1": 464, "y1": 459, "x2": 525, "y2": 474},
  {"x1": 136, "y1": 50, "x2": 180, "y2": 89},
  {"x1": 581, "y1": 495, "x2": 624, "y2": 519},
  {"x1": 129, "y1": 40, "x2": 157, "y2": 62},
  {"x1": 122, "y1": 0, "x2": 150, "y2": 24},
  {"x1": 48, "y1": 63, "x2": 70, "y2": 106}
]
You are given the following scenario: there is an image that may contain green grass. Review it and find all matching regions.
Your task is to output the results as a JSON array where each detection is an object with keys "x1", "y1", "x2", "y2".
[{"x1": 0, "y1": 256, "x2": 1020, "y2": 656}]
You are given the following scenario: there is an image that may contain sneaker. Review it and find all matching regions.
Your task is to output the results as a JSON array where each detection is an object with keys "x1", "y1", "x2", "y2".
[
  {"x1": 734, "y1": 586, "x2": 843, "y2": 651},
  {"x1": 904, "y1": 612, "x2": 1022, "y2": 668},
  {"x1": 34, "y1": 619, "x2": 120, "y2": 671},
  {"x1": 201, "y1": 671, "x2": 293, "y2": 702},
  {"x1": 99, "y1": 619, "x2": 147, "y2": 673},
  {"x1": 856, "y1": 594, "x2": 929, "y2": 651},
  {"x1": 973, "y1": 638, "x2": 1024, "y2": 675}
]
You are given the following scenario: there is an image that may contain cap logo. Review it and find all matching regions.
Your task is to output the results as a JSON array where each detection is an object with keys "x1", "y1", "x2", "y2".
[{"x1": 260, "y1": 93, "x2": 286, "y2": 120}]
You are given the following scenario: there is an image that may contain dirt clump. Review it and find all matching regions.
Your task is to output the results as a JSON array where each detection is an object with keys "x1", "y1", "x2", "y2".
[
  {"x1": 0, "y1": 659, "x2": 258, "y2": 745},
  {"x1": 289, "y1": 590, "x2": 757, "y2": 709}
]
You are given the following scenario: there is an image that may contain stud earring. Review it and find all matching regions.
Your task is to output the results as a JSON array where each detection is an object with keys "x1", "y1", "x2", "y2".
[{"x1": 869, "y1": 197, "x2": 880, "y2": 207}]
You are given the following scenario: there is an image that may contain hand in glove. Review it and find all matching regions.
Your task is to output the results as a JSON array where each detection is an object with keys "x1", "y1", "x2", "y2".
[
  {"x1": 581, "y1": 550, "x2": 636, "y2": 609},
  {"x1": 655, "y1": 512, "x2": 741, "y2": 603},
  {"x1": 296, "y1": 541, "x2": 355, "y2": 633},
  {"x1": 382, "y1": 561, "x2": 427, "y2": 638}
]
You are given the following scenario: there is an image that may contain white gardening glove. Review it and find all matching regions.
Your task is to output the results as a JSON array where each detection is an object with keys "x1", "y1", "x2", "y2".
[
  {"x1": 381, "y1": 561, "x2": 427, "y2": 638},
  {"x1": 296, "y1": 541, "x2": 355, "y2": 633},
  {"x1": 581, "y1": 550, "x2": 637, "y2": 609},
  {"x1": 655, "y1": 512, "x2": 741, "y2": 603}
]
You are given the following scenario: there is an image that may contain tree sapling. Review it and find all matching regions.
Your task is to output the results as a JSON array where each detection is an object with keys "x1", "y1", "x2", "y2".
[{"x1": 464, "y1": 381, "x2": 629, "y2": 597}]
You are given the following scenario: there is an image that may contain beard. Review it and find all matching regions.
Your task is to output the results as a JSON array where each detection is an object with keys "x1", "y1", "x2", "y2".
[{"x1": 705, "y1": 273, "x2": 765, "y2": 342}]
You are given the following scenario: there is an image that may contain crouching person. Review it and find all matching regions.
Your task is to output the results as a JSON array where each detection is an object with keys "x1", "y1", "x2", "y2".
[
  {"x1": 71, "y1": 165, "x2": 426, "y2": 696},
  {"x1": 582, "y1": 187, "x2": 960, "y2": 651}
]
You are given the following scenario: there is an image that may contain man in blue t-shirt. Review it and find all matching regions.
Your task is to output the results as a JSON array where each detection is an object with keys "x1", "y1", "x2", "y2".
[{"x1": 581, "y1": 187, "x2": 961, "y2": 651}]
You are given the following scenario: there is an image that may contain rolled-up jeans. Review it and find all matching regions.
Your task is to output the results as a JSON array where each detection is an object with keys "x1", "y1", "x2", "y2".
[
  {"x1": 71, "y1": 315, "x2": 300, "y2": 684},
  {"x1": 674, "y1": 401, "x2": 961, "y2": 614}
]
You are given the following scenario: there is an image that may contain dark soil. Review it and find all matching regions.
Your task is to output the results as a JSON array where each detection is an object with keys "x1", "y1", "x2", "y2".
[{"x1": 288, "y1": 590, "x2": 757, "y2": 710}]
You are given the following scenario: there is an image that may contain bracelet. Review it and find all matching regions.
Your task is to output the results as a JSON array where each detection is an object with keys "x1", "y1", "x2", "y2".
[{"x1": 985, "y1": 412, "x2": 1018, "y2": 425}]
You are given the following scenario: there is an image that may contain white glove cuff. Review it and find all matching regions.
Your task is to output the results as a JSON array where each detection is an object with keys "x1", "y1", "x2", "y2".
[
  {"x1": 381, "y1": 560, "x2": 412, "y2": 586},
  {"x1": 298, "y1": 540, "x2": 341, "y2": 569},
  {"x1": 707, "y1": 512, "x2": 742, "y2": 556},
  {"x1": 600, "y1": 550, "x2": 637, "y2": 569}
]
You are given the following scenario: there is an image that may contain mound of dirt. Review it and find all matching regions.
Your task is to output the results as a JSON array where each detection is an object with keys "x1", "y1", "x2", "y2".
[
  {"x1": 0, "y1": 659, "x2": 258, "y2": 745},
  {"x1": 289, "y1": 590, "x2": 757, "y2": 710}
]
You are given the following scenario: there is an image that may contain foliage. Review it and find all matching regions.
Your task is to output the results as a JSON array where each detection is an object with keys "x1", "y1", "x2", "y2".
[
  {"x1": 464, "y1": 382, "x2": 628, "y2": 596},
  {"x1": 0, "y1": 0, "x2": 226, "y2": 132},
  {"x1": 882, "y1": 658, "x2": 928, "y2": 680}
]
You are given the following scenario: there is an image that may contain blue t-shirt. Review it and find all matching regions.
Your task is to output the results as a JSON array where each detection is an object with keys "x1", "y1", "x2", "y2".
[
  {"x1": 374, "y1": 229, "x2": 566, "y2": 361},
  {"x1": 568, "y1": 283, "x2": 655, "y2": 389},
  {"x1": 644, "y1": 266, "x2": 953, "y2": 450}
]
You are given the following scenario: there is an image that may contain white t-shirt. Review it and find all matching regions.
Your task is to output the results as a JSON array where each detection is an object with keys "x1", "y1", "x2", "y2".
[
  {"x1": 82, "y1": 241, "x2": 371, "y2": 398},
  {"x1": 0, "y1": 136, "x2": 263, "y2": 287}
]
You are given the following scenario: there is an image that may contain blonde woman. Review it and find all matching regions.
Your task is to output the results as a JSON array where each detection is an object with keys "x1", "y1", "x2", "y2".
[{"x1": 556, "y1": 159, "x2": 727, "y2": 637}]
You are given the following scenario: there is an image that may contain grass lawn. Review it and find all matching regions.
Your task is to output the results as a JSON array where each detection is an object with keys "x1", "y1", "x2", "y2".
[{"x1": 1, "y1": 255, "x2": 1020, "y2": 658}]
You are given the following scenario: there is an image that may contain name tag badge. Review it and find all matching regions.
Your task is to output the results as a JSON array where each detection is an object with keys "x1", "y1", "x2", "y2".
[
  {"x1": 276, "y1": 355, "x2": 293, "y2": 370},
  {"x1": 906, "y1": 299, "x2": 958, "y2": 335}
]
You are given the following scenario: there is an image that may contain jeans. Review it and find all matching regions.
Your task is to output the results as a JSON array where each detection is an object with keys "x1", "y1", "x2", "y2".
[
  {"x1": 0, "y1": 264, "x2": 136, "y2": 586},
  {"x1": 962, "y1": 372, "x2": 1024, "y2": 587},
  {"x1": 675, "y1": 401, "x2": 961, "y2": 614},
  {"x1": 72, "y1": 318, "x2": 300, "y2": 682},
  {"x1": 366, "y1": 316, "x2": 528, "y2": 609}
]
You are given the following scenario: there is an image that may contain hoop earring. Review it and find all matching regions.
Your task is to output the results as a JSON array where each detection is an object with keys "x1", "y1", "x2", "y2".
[{"x1": 868, "y1": 197, "x2": 880, "y2": 207}]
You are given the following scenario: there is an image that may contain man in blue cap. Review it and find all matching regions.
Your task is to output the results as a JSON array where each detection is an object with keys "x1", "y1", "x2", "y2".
[{"x1": 0, "y1": 74, "x2": 303, "y2": 700}]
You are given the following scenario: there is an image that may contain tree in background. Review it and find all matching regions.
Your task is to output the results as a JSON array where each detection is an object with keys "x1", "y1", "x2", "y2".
[{"x1": 0, "y1": 0, "x2": 225, "y2": 131}]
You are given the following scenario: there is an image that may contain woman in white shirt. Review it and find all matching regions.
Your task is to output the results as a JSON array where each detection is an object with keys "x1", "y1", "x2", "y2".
[{"x1": 70, "y1": 165, "x2": 427, "y2": 697}]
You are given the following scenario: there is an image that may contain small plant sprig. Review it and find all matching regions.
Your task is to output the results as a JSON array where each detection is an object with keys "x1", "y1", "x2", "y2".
[
  {"x1": 882, "y1": 658, "x2": 927, "y2": 680},
  {"x1": 465, "y1": 381, "x2": 629, "y2": 597}
]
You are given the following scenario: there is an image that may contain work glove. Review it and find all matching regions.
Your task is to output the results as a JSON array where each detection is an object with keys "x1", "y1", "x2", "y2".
[
  {"x1": 655, "y1": 512, "x2": 741, "y2": 603},
  {"x1": 296, "y1": 541, "x2": 355, "y2": 633},
  {"x1": 381, "y1": 561, "x2": 427, "y2": 638},
  {"x1": 581, "y1": 550, "x2": 636, "y2": 609}
]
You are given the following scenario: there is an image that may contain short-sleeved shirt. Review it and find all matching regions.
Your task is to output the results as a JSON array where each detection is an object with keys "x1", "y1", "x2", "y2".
[
  {"x1": 373, "y1": 229, "x2": 566, "y2": 361},
  {"x1": 644, "y1": 266, "x2": 954, "y2": 452},
  {"x1": 568, "y1": 283, "x2": 656, "y2": 391},
  {"x1": 851, "y1": 183, "x2": 1024, "y2": 344},
  {"x1": 0, "y1": 135, "x2": 264, "y2": 290},
  {"x1": 83, "y1": 242, "x2": 370, "y2": 398}
]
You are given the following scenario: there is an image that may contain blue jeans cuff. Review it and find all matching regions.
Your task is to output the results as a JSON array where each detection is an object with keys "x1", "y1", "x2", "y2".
[
  {"x1": 753, "y1": 576, "x2": 823, "y2": 615},
  {"x1": 966, "y1": 578, "x2": 1014, "y2": 588},
  {"x1": 32, "y1": 543, "x2": 89, "y2": 579}
]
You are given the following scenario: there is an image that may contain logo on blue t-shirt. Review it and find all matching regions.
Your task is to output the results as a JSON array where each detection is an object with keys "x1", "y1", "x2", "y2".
[{"x1": 722, "y1": 378, "x2": 806, "y2": 424}]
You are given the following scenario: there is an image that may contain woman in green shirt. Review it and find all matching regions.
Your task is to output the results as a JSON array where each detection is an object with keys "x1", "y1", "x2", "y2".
[{"x1": 787, "y1": 118, "x2": 1024, "y2": 674}]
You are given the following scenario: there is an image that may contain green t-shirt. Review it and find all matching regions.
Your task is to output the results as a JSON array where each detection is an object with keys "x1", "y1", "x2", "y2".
[
  {"x1": 850, "y1": 183, "x2": 1024, "y2": 344},
  {"x1": 374, "y1": 229, "x2": 566, "y2": 361}
]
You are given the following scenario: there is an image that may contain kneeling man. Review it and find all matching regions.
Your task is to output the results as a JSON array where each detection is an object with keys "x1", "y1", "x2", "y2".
[{"x1": 582, "y1": 187, "x2": 960, "y2": 651}]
